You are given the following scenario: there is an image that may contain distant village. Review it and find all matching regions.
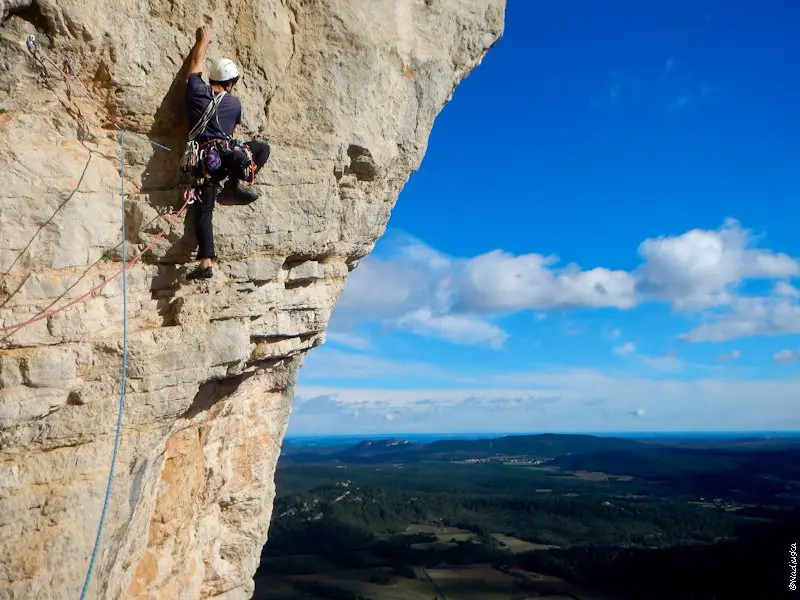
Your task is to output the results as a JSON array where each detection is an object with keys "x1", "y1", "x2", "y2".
[{"x1": 461, "y1": 455, "x2": 552, "y2": 465}]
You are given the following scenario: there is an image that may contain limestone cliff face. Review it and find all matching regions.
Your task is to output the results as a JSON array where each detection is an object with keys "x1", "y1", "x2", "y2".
[{"x1": 0, "y1": 1, "x2": 504, "y2": 598}]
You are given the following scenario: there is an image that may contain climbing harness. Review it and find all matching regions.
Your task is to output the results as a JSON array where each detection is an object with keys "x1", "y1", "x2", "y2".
[
  {"x1": 180, "y1": 85, "x2": 257, "y2": 199},
  {"x1": 180, "y1": 90, "x2": 228, "y2": 198},
  {"x1": 181, "y1": 137, "x2": 256, "y2": 191}
]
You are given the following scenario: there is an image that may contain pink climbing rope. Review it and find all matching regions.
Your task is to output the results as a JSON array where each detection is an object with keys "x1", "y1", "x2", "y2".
[
  {"x1": 0, "y1": 192, "x2": 193, "y2": 334},
  {"x1": 5, "y1": 32, "x2": 153, "y2": 140},
  {"x1": 0, "y1": 33, "x2": 194, "y2": 336}
]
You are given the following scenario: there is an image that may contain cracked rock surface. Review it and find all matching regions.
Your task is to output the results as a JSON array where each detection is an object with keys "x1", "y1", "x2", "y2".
[{"x1": 0, "y1": 1, "x2": 504, "y2": 598}]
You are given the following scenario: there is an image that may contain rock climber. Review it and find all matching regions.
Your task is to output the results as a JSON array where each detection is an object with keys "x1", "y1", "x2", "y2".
[{"x1": 183, "y1": 24, "x2": 271, "y2": 281}]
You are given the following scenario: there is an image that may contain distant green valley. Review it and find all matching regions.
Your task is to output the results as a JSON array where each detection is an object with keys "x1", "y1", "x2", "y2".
[{"x1": 254, "y1": 433, "x2": 800, "y2": 600}]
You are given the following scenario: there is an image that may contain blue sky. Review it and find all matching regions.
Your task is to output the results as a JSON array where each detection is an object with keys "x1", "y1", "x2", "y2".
[{"x1": 290, "y1": 0, "x2": 800, "y2": 435}]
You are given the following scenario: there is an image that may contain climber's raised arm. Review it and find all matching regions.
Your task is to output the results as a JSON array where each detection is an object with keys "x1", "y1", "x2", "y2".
[{"x1": 187, "y1": 24, "x2": 212, "y2": 79}]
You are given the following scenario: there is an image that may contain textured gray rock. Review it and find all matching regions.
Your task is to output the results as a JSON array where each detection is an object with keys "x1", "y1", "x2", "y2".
[{"x1": 0, "y1": 1, "x2": 504, "y2": 598}]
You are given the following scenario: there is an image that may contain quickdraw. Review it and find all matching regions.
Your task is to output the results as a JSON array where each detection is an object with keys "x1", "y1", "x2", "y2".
[{"x1": 236, "y1": 141, "x2": 257, "y2": 184}]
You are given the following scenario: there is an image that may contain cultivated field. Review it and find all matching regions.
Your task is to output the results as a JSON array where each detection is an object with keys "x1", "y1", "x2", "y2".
[
  {"x1": 254, "y1": 570, "x2": 438, "y2": 600},
  {"x1": 492, "y1": 533, "x2": 558, "y2": 552},
  {"x1": 405, "y1": 524, "x2": 476, "y2": 543},
  {"x1": 255, "y1": 563, "x2": 590, "y2": 600},
  {"x1": 406, "y1": 524, "x2": 473, "y2": 535},
  {"x1": 425, "y1": 566, "x2": 573, "y2": 600}
]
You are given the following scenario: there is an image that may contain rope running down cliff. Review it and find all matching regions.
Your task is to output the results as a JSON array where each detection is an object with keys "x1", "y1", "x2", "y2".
[
  {"x1": 0, "y1": 34, "x2": 191, "y2": 335},
  {"x1": 78, "y1": 129, "x2": 128, "y2": 600},
  {"x1": 0, "y1": 34, "x2": 181, "y2": 598}
]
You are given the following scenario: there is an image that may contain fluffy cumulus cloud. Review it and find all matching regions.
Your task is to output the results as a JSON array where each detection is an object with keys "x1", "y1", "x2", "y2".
[
  {"x1": 334, "y1": 232, "x2": 635, "y2": 347},
  {"x1": 635, "y1": 218, "x2": 799, "y2": 310},
  {"x1": 332, "y1": 221, "x2": 799, "y2": 346},
  {"x1": 453, "y1": 251, "x2": 636, "y2": 313},
  {"x1": 332, "y1": 255, "x2": 441, "y2": 323}
]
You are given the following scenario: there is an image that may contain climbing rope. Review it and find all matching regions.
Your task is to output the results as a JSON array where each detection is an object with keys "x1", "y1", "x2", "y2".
[
  {"x1": 0, "y1": 34, "x2": 192, "y2": 335},
  {"x1": 0, "y1": 32, "x2": 342, "y2": 335},
  {"x1": 1, "y1": 32, "x2": 174, "y2": 152},
  {"x1": 78, "y1": 129, "x2": 128, "y2": 600},
  {"x1": 0, "y1": 26, "x2": 367, "y2": 594},
  {"x1": 0, "y1": 33, "x2": 189, "y2": 596},
  {"x1": 0, "y1": 195, "x2": 191, "y2": 334}
]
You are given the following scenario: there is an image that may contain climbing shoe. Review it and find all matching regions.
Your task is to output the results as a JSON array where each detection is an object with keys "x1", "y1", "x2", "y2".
[
  {"x1": 217, "y1": 180, "x2": 260, "y2": 205},
  {"x1": 186, "y1": 266, "x2": 213, "y2": 280},
  {"x1": 235, "y1": 182, "x2": 261, "y2": 203}
]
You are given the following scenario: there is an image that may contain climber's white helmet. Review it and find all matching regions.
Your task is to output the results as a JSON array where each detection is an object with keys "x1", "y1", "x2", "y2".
[{"x1": 210, "y1": 58, "x2": 240, "y2": 83}]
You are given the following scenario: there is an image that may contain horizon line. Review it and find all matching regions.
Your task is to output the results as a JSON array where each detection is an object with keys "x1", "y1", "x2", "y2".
[{"x1": 285, "y1": 430, "x2": 800, "y2": 439}]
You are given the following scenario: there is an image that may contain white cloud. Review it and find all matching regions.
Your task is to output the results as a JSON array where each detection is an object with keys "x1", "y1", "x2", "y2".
[
  {"x1": 332, "y1": 221, "x2": 799, "y2": 347},
  {"x1": 333, "y1": 255, "x2": 439, "y2": 320},
  {"x1": 773, "y1": 349, "x2": 799, "y2": 364},
  {"x1": 614, "y1": 342, "x2": 636, "y2": 356},
  {"x1": 775, "y1": 281, "x2": 800, "y2": 298},
  {"x1": 454, "y1": 250, "x2": 637, "y2": 313},
  {"x1": 325, "y1": 331, "x2": 372, "y2": 351},
  {"x1": 642, "y1": 355, "x2": 686, "y2": 373},
  {"x1": 635, "y1": 218, "x2": 799, "y2": 310},
  {"x1": 395, "y1": 309, "x2": 508, "y2": 348},
  {"x1": 633, "y1": 408, "x2": 646, "y2": 418},
  {"x1": 682, "y1": 295, "x2": 800, "y2": 342},
  {"x1": 300, "y1": 348, "x2": 466, "y2": 382},
  {"x1": 716, "y1": 350, "x2": 742, "y2": 362},
  {"x1": 292, "y1": 369, "x2": 800, "y2": 434},
  {"x1": 334, "y1": 233, "x2": 637, "y2": 347}
]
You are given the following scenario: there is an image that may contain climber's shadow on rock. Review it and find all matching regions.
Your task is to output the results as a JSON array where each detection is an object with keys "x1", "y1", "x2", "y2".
[
  {"x1": 139, "y1": 53, "x2": 197, "y2": 270},
  {"x1": 216, "y1": 192, "x2": 259, "y2": 207}
]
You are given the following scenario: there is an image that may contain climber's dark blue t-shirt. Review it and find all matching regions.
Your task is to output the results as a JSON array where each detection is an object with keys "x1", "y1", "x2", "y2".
[{"x1": 185, "y1": 73, "x2": 242, "y2": 140}]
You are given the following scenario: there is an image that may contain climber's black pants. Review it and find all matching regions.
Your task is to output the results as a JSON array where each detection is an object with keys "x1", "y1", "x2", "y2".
[
  {"x1": 190, "y1": 140, "x2": 270, "y2": 261},
  {"x1": 191, "y1": 183, "x2": 217, "y2": 260}
]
